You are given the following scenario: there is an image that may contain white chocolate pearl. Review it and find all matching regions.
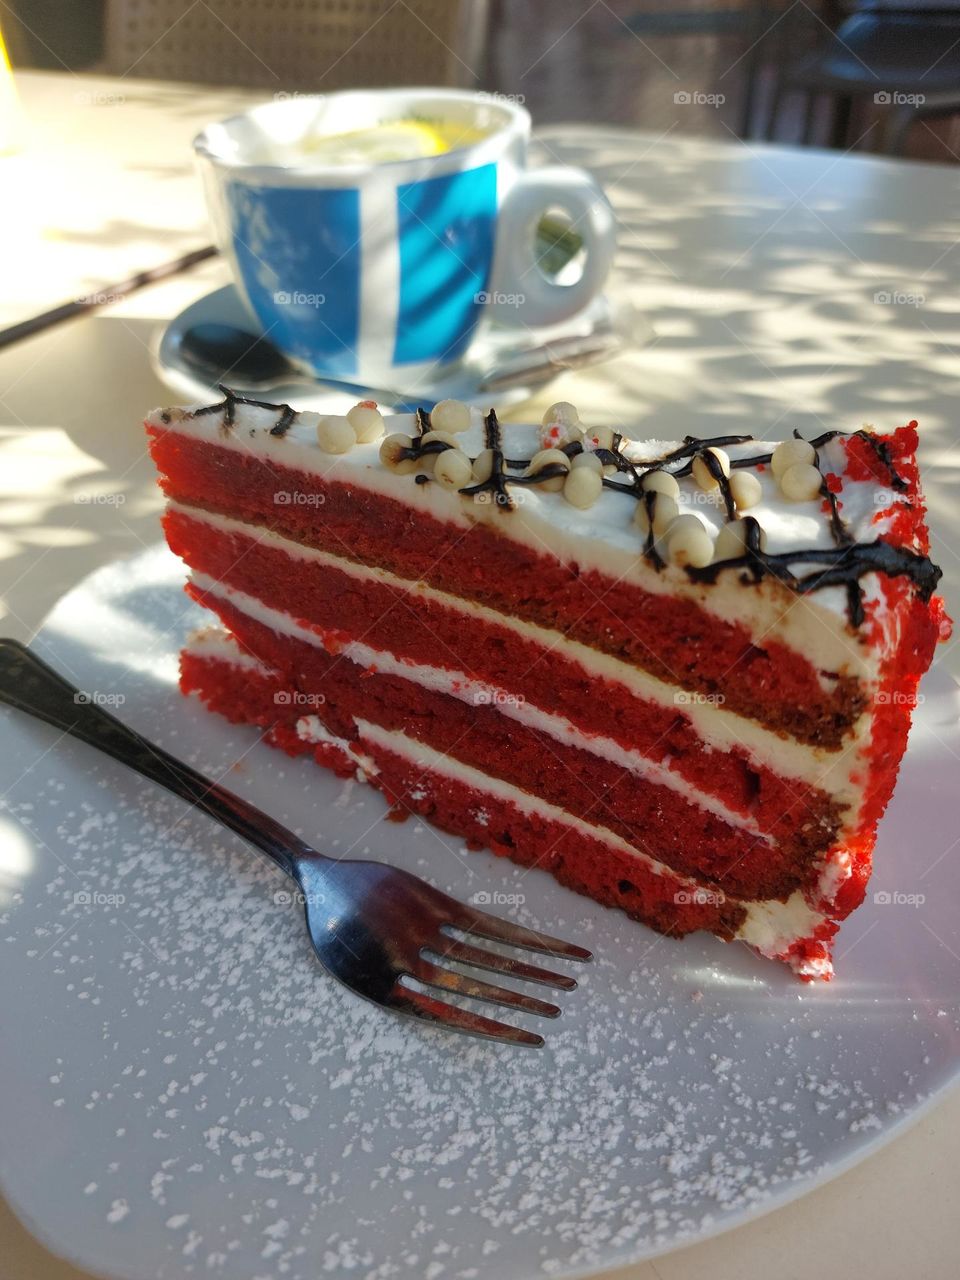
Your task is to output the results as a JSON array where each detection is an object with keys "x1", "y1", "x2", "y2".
[
  {"x1": 771, "y1": 438, "x2": 815, "y2": 477},
  {"x1": 430, "y1": 398, "x2": 471, "y2": 434},
  {"x1": 641, "y1": 469, "x2": 680, "y2": 499},
  {"x1": 691, "y1": 447, "x2": 730, "y2": 491},
  {"x1": 584, "y1": 425, "x2": 615, "y2": 451},
  {"x1": 472, "y1": 449, "x2": 494, "y2": 482},
  {"x1": 316, "y1": 415, "x2": 356, "y2": 454},
  {"x1": 542, "y1": 400, "x2": 580, "y2": 427},
  {"x1": 713, "y1": 518, "x2": 765, "y2": 562},
  {"x1": 346, "y1": 403, "x2": 384, "y2": 443},
  {"x1": 527, "y1": 447, "x2": 570, "y2": 492},
  {"x1": 433, "y1": 448, "x2": 473, "y2": 490},
  {"x1": 562, "y1": 466, "x2": 602, "y2": 509},
  {"x1": 571, "y1": 451, "x2": 603, "y2": 473},
  {"x1": 634, "y1": 492, "x2": 679, "y2": 537},
  {"x1": 417, "y1": 429, "x2": 460, "y2": 473},
  {"x1": 666, "y1": 514, "x2": 714, "y2": 568},
  {"x1": 780, "y1": 461, "x2": 822, "y2": 502},
  {"x1": 653, "y1": 494, "x2": 680, "y2": 535},
  {"x1": 379, "y1": 433, "x2": 419, "y2": 474},
  {"x1": 421, "y1": 429, "x2": 460, "y2": 447},
  {"x1": 729, "y1": 469, "x2": 762, "y2": 510}
]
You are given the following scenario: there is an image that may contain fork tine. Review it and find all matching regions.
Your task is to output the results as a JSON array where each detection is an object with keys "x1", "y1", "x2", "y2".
[
  {"x1": 387, "y1": 984, "x2": 545, "y2": 1047},
  {"x1": 431, "y1": 938, "x2": 578, "y2": 991},
  {"x1": 416, "y1": 960, "x2": 561, "y2": 1018},
  {"x1": 453, "y1": 907, "x2": 593, "y2": 961}
]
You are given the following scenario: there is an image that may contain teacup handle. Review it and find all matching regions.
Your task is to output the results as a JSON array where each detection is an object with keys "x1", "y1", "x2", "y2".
[{"x1": 486, "y1": 167, "x2": 617, "y2": 329}]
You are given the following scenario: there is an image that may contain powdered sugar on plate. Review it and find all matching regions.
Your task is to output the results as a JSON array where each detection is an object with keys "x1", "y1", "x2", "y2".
[{"x1": 1, "y1": 545, "x2": 959, "y2": 1280}]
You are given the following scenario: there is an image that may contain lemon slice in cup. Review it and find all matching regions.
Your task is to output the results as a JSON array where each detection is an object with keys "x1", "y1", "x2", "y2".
[{"x1": 299, "y1": 120, "x2": 481, "y2": 165}]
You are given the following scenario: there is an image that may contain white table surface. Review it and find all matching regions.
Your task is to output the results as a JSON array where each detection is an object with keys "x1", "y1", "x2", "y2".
[{"x1": 2, "y1": 70, "x2": 959, "y2": 1280}]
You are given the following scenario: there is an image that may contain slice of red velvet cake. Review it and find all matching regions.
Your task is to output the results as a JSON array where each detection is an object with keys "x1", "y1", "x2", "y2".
[{"x1": 145, "y1": 390, "x2": 947, "y2": 980}]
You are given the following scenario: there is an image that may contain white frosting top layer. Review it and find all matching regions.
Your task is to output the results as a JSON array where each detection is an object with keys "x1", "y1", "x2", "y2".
[{"x1": 149, "y1": 400, "x2": 920, "y2": 680}]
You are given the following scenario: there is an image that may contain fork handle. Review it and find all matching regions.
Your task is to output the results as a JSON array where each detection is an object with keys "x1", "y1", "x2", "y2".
[{"x1": 0, "y1": 638, "x2": 309, "y2": 880}]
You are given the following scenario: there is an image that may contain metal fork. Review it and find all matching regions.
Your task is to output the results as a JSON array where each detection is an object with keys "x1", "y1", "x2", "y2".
[{"x1": 0, "y1": 640, "x2": 590, "y2": 1047}]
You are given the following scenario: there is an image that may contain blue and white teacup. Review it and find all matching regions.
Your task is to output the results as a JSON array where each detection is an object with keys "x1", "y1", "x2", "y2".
[{"x1": 194, "y1": 88, "x2": 616, "y2": 384}]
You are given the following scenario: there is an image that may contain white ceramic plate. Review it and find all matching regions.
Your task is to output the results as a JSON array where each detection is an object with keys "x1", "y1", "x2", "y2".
[{"x1": 2, "y1": 545, "x2": 959, "y2": 1280}]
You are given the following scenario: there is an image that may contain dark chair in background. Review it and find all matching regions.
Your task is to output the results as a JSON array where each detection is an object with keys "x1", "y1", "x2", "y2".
[{"x1": 766, "y1": 4, "x2": 960, "y2": 153}]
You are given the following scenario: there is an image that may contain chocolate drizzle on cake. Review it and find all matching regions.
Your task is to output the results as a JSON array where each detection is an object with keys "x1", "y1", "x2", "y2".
[
  {"x1": 809, "y1": 427, "x2": 909, "y2": 492},
  {"x1": 598, "y1": 433, "x2": 749, "y2": 521},
  {"x1": 187, "y1": 386, "x2": 300, "y2": 437},
  {"x1": 706, "y1": 451, "x2": 736, "y2": 521},
  {"x1": 459, "y1": 409, "x2": 516, "y2": 508},
  {"x1": 583, "y1": 429, "x2": 935, "y2": 626},
  {"x1": 269, "y1": 403, "x2": 298, "y2": 437},
  {"x1": 687, "y1": 539, "x2": 939, "y2": 627},
  {"x1": 655, "y1": 435, "x2": 756, "y2": 474},
  {"x1": 639, "y1": 486, "x2": 666, "y2": 570},
  {"x1": 180, "y1": 390, "x2": 940, "y2": 628},
  {"x1": 814, "y1": 452, "x2": 851, "y2": 546}
]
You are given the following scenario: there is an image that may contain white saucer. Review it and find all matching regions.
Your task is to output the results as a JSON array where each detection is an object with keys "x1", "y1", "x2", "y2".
[
  {"x1": 1, "y1": 544, "x2": 959, "y2": 1280},
  {"x1": 154, "y1": 283, "x2": 617, "y2": 413}
]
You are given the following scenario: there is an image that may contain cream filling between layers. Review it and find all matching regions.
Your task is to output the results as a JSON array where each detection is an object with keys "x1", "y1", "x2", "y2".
[
  {"x1": 172, "y1": 501, "x2": 869, "y2": 814},
  {"x1": 186, "y1": 627, "x2": 840, "y2": 968},
  {"x1": 293, "y1": 713, "x2": 352, "y2": 753},
  {"x1": 184, "y1": 625, "x2": 271, "y2": 674},
  {"x1": 189, "y1": 571, "x2": 770, "y2": 840},
  {"x1": 149, "y1": 405, "x2": 894, "y2": 680},
  {"x1": 344, "y1": 716, "x2": 833, "y2": 965},
  {"x1": 291, "y1": 715, "x2": 378, "y2": 780}
]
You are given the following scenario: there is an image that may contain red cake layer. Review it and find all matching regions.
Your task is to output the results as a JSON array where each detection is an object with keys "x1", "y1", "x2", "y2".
[
  {"x1": 180, "y1": 645, "x2": 751, "y2": 943},
  {"x1": 333, "y1": 738, "x2": 752, "y2": 943},
  {"x1": 147, "y1": 424, "x2": 874, "y2": 745},
  {"x1": 187, "y1": 584, "x2": 838, "y2": 902},
  {"x1": 163, "y1": 506, "x2": 845, "y2": 852}
]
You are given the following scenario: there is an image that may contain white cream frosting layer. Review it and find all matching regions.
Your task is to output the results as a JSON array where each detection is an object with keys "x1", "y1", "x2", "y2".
[
  {"x1": 189, "y1": 570, "x2": 769, "y2": 838},
  {"x1": 185, "y1": 628, "x2": 837, "y2": 974},
  {"x1": 172, "y1": 502, "x2": 868, "y2": 813},
  {"x1": 294, "y1": 713, "x2": 352, "y2": 752},
  {"x1": 184, "y1": 624, "x2": 270, "y2": 673},
  {"x1": 349, "y1": 717, "x2": 832, "y2": 972},
  {"x1": 149, "y1": 400, "x2": 913, "y2": 681}
]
